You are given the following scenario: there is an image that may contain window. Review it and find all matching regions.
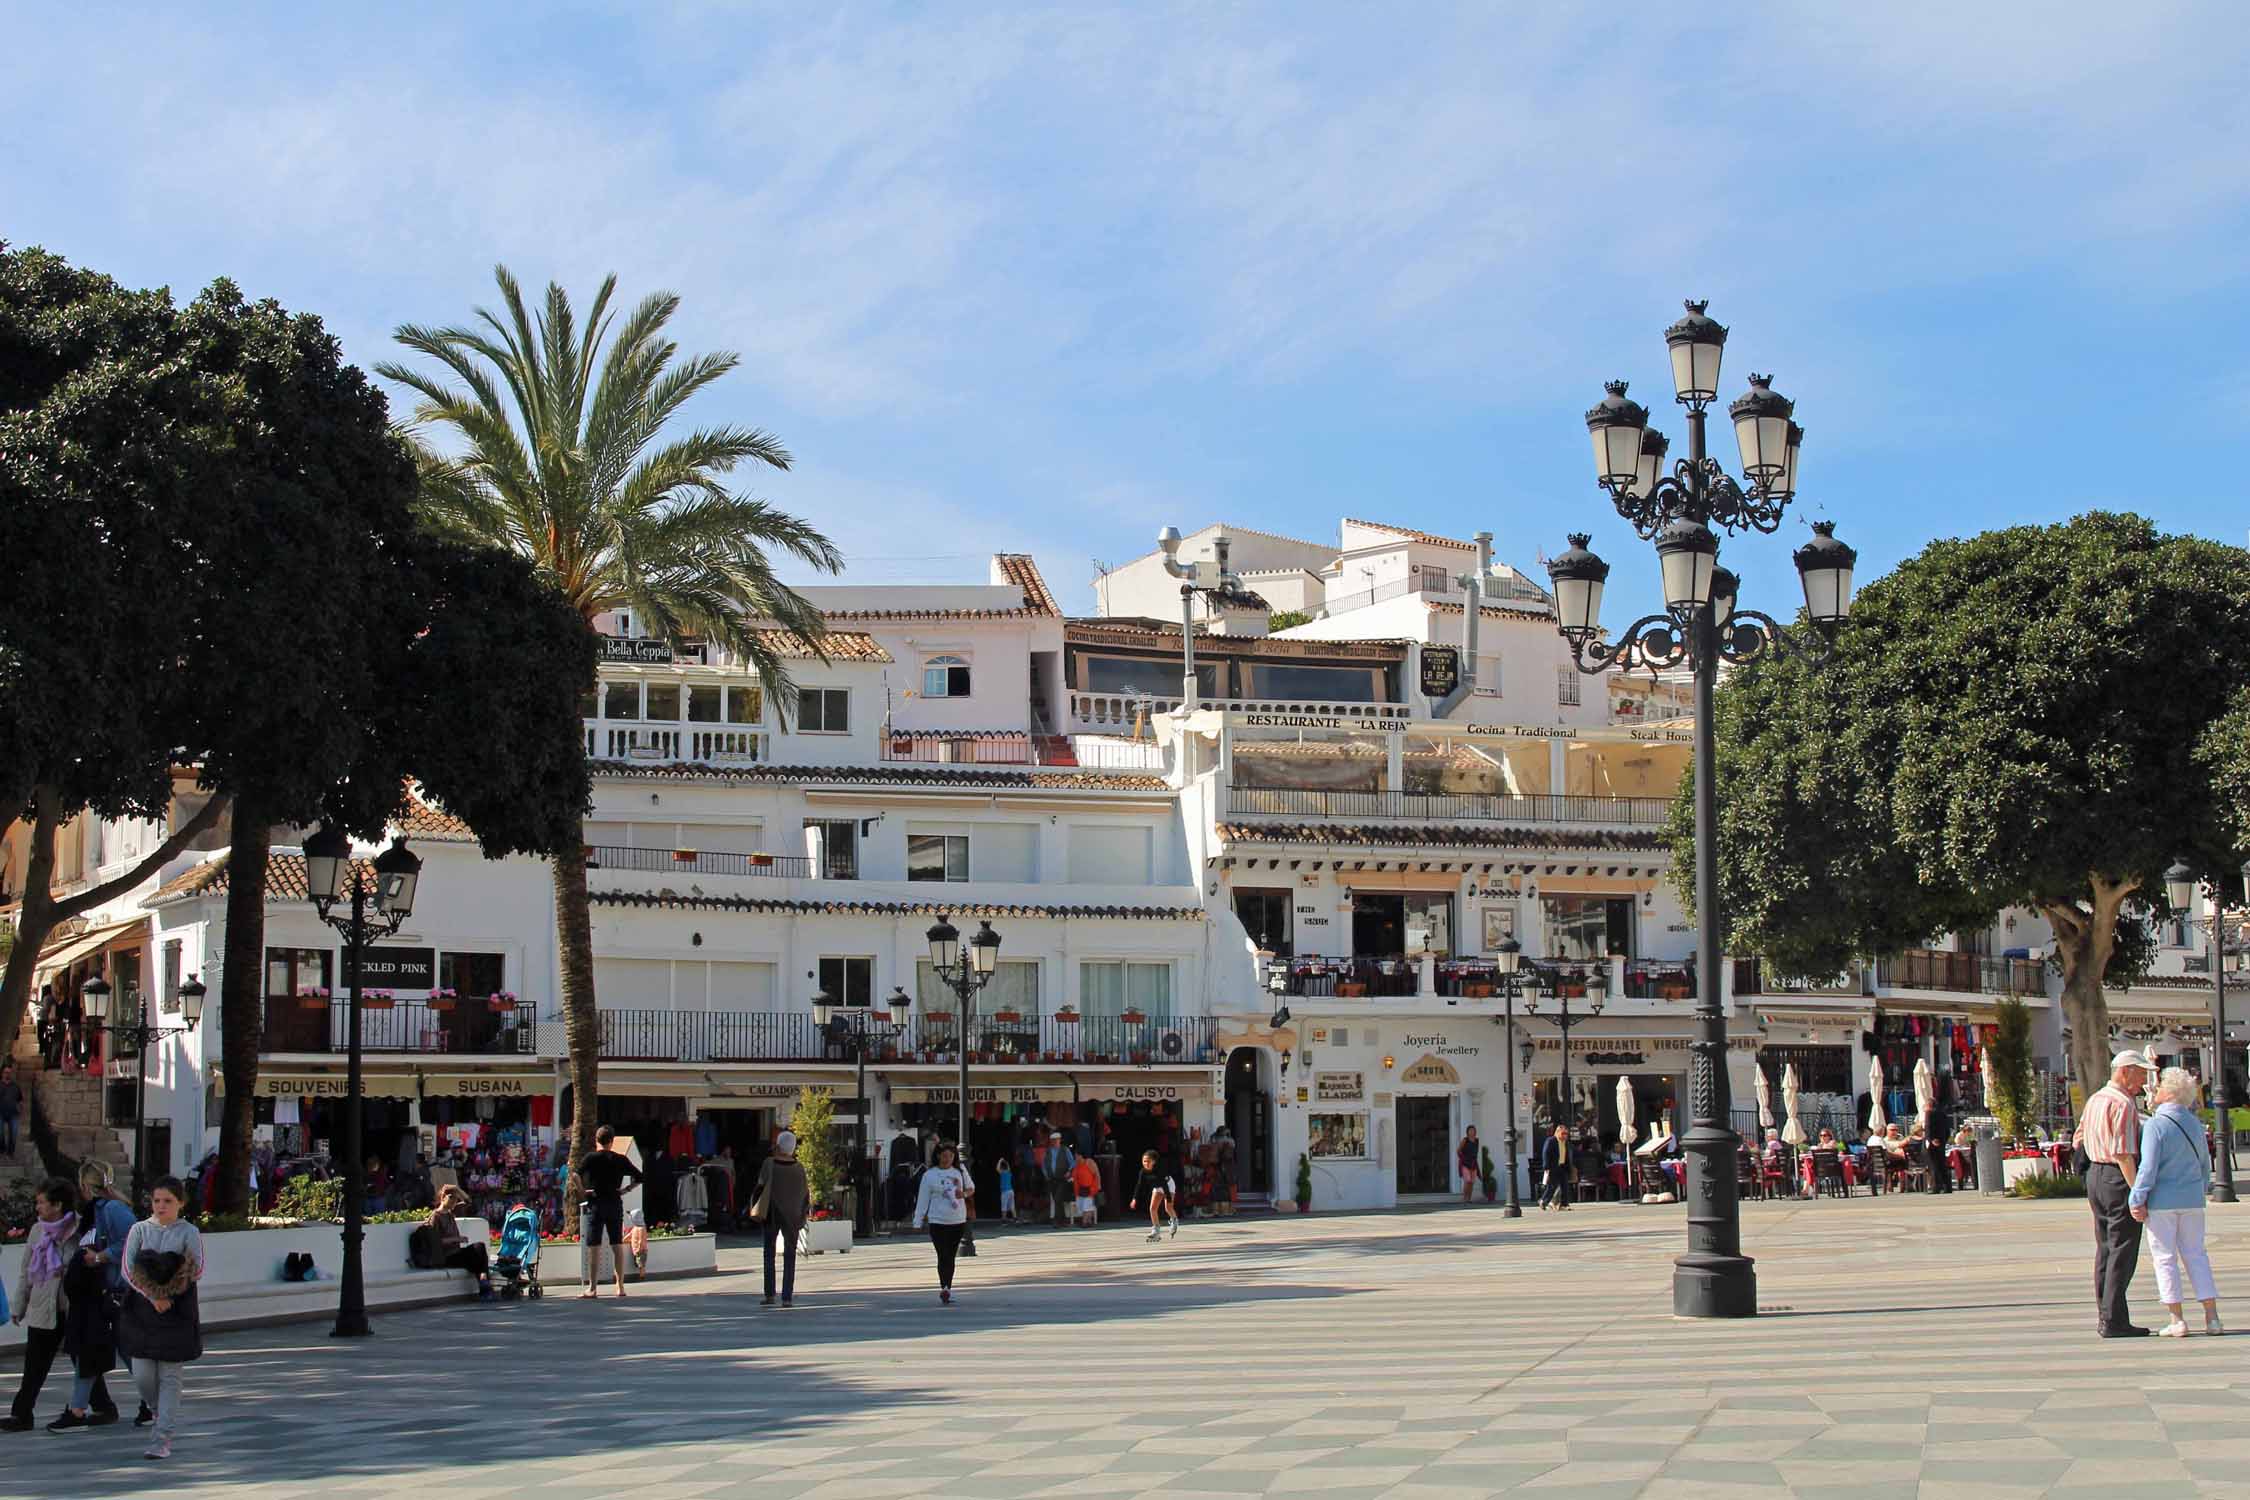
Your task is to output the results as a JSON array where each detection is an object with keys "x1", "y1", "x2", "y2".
[
  {"x1": 1418, "y1": 564, "x2": 1451, "y2": 593},
  {"x1": 917, "y1": 960, "x2": 1040, "y2": 1015},
  {"x1": 1556, "y1": 669, "x2": 1581, "y2": 707},
  {"x1": 602, "y1": 681, "x2": 640, "y2": 719},
  {"x1": 806, "y1": 819, "x2": 858, "y2": 879},
  {"x1": 908, "y1": 833, "x2": 970, "y2": 883},
  {"x1": 1541, "y1": 895, "x2": 1632, "y2": 962},
  {"x1": 1307, "y1": 1113, "x2": 1369, "y2": 1159},
  {"x1": 440, "y1": 951, "x2": 506, "y2": 998},
  {"x1": 1241, "y1": 663, "x2": 1383, "y2": 702},
  {"x1": 265, "y1": 947, "x2": 332, "y2": 997},
  {"x1": 726, "y1": 685, "x2": 763, "y2": 725},
  {"x1": 799, "y1": 688, "x2": 849, "y2": 732},
  {"x1": 687, "y1": 686, "x2": 724, "y2": 723},
  {"x1": 1234, "y1": 888, "x2": 1292, "y2": 956},
  {"x1": 1079, "y1": 960, "x2": 1172, "y2": 1017},
  {"x1": 644, "y1": 683, "x2": 682, "y2": 721},
  {"x1": 1085, "y1": 655, "x2": 1222, "y2": 699},
  {"x1": 818, "y1": 956, "x2": 874, "y2": 1007},
  {"x1": 161, "y1": 941, "x2": 183, "y2": 1015},
  {"x1": 922, "y1": 655, "x2": 972, "y2": 698}
]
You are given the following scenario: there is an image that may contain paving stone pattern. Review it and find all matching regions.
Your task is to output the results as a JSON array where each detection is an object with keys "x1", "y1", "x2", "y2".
[{"x1": 7, "y1": 1194, "x2": 2250, "y2": 1497}]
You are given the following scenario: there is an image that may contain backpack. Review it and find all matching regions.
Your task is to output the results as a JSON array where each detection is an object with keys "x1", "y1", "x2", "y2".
[{"x1": 407, "y1": 1224, "x2": 441, "y2": 1270}]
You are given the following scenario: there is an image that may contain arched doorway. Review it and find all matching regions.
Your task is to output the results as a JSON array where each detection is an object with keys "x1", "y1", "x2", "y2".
[{"x1": 1224, "y1": 1046, "x2": 1272, "y2": 1197}]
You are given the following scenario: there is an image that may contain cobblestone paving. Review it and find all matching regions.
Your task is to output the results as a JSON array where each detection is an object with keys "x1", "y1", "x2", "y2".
[{"x1": 8, "y1": 1193, "x2": 2250, "y2": 1497}]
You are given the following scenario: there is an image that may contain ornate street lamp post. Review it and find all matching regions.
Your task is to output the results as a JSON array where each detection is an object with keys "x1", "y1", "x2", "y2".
[
  {"x1": 816, "y1": 984, "x2": 912, "y2": 1233},
  {"x1": 1549, "y1": 301, "x2": 1857, "y2": 1319},
  {"x1": 1492, "y1": 940, "x2": 1538, "y2": 1217},
  {"x1": 1524, "y1": 962, "x2": 1608, "y2": 1150},
  {"x1": 925, "y1": 913, "x2": 1001, "y2": 1163},
  {"x1": 80, "y1": 971, "x2": 206, "y2": 1209},
  {"x1": 2167, "y1": 858, "x2": 2243, "y2": 1204},
  {"x1": 300, "y1": 826, "x2": 423, "y2": 1338}
]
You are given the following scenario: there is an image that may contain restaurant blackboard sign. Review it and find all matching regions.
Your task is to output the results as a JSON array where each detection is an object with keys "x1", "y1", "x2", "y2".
[
  {"x1": 1419, "y1": 645, "x2": 1460, "y2": 699},
  {"x1": 342, "y1": 946, "x2": 436, "y2": 989}
]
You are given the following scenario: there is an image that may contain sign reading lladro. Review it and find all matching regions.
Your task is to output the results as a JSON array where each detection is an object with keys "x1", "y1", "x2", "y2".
[{"x1": 342, "y1": 946, "x2": 436, "y2": 989}]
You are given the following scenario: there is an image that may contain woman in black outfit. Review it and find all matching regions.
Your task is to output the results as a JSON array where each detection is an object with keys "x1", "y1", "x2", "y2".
[{"x1": 1537, "y1": 1125, "x2": 1574, "y2": 1211}]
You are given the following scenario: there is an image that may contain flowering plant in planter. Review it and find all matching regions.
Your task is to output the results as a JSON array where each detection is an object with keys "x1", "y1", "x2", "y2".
[
  {"x1": 1052, "y1": 1007, "x2": 1081, "y2": 1025},
  {"x1": 1119, "y1": 1008, "x2": 1147, "y2": 1025},
  {"x1": 671, "y1": 848, "x2": 700, "y2": 863},
  {"x1": 992, "y1": 1008, "x2": 1023, "y2": 1025},
  {"x1": 296, "y1": 985, "x2": 331, "y2": 1009},
  {"x1": 488, "y1": 990, "x2": 519, "y2": 1011},
  {"x1": 362, "y1": 989, "x2": 396, "y2": 1010}
]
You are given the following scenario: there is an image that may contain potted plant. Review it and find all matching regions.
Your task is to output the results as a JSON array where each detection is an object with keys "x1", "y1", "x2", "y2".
[
  {"x1": 1336, "y1": 981, "x2": 1368, "y2": 998},
  {"x1": 1480, "y1": 1145, "x2": 1498, "y2": 1203},
  {"x1": 428, "y1": 988, "x2": 457, "y2": 1012},
  {"x1": 992, "y1": 1008, "x2": 1023, "y2": 1025},
  {"x1": 748, "y1": 852, "x2": 774, "y2": 868},
  {"x1": 296, "y1": 985, "x2": 331, "y2": 1010},
  {"x1": 791, "y1": 1088, "x2": 855, "y2": 1252},
  {"x1": 488, "y1": 990, "x2": 518, "y2": 1012},
  {"x1": 1295, "y1": 1153, "x2": 1313, "y2": 1213},
  {"x1": 671, "y1": 848, "x2": 700, "y2": 863},
  {"x1": 361, "y1": 988, "x2": 396, "y2": 1011},
  {"x1": 1119, "y1": 1007, "x2": 1147, "y2": 1026},
  {"x1": 1052, "y1": 1006, "x2": 1081, "y2": 1025}
]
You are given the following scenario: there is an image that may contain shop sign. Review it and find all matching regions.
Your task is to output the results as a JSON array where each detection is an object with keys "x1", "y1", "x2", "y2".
[
  {"x1": 1314, "y1": 1070, "x2": 1364, "y2": 1102},
  {"x1": 251, "y1": 1073, "x2": 418, "y2": 1100},
  {"x1": 1401, "y1": 1032, "x2": 1481, "y2": 1058},
  {"x1": 342, "y1": 946, "x2": 435, "y2": 989},
  {"x1": 599, "y1": 637, "x2": 675, "y2": 664},
  {"x1": 1581, "y1": 1050, "x2": 1647, "y2": 1068},
  {"x1": 1399, "y1": 1056, "x2": 1459, "y2": 1086},
  {"x1": 714, "y1": 1083, "x2": 818, "y2": 1099},
  {"x1": 894, "y1": 1083, "x2": 1210, "y2": 1105},
  {"x1": 423, "y1": 1074, "x2": 550, "y2": 1097},
  {"x1": 1418, "y1": 646, "x2": 1460, "y2": 699},
  {"x1": 1239, "y1": 713, "x2": 1407, "y2": 733}
]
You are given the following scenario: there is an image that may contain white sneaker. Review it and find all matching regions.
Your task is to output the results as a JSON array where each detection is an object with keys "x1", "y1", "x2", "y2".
[
  {"x1": 1146, "y1": 1230, "x2": 1161, "y2": 1241},
  {"x1": 2207, "y1": 1317, "x2": 2225, "y2": 1337},
  {"x1": 2159, "y1": 1319, "x2": 2191, "y2": 1338}
]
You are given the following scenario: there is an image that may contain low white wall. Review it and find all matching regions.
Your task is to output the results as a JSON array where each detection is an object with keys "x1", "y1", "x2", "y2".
[{"x1": 550, "y1": 1232, "x2": 721, "y2": 1282}]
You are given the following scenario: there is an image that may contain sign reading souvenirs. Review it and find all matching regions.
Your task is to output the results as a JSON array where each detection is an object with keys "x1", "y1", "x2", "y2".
[
  {"x1": 599, "y1": 636, "x2": 676, "y2": 665},
  {"x1": 1314, "y1": 1070, "x2": 1364, "y2": 1102},
  {"x1": 342, "y1": 946, "x2": 435, "y2": 989},
  {"x1": 1418, "y1": 645, "x2": 1460, "y2": 699}
]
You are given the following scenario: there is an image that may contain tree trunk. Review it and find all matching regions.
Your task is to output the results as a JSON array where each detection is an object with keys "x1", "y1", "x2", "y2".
[
  {"x1": 0, "y1": 789, "x2": 65, "y2": 1056},
  {"x1": 554, "y1": 837, "x2": 600, "y2": 1172},
  {"x1": 211, "y1": 806, "x2": 270, "y2": 1215},
  {"x1": 2045, "y1": 873, "x2": 2137, "y2": 1106}
]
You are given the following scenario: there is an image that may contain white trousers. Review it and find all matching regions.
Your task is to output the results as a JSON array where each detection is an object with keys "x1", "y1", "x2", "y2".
[{"x1": 2146, "y1": 1207, "x2": 2218, "y2": 1306}]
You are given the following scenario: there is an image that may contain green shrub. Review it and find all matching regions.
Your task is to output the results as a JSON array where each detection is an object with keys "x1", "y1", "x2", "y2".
[
  {"x1": 367, "y1": 1208, "x2": 430, "y2": 1224},
  {"x1": 2010, "y1": 1171, "x2": 2086, "y2": 1199},
  {"x1": 1268, "y1": 610, "x2": 1313, "y2": 631},
  {"x1": 791, "y1": 1088, "x2": 838, "y2": 1208},
  {"x1": 1296, "y1": 1153, "x2": 1313, "y2": 1208},
  {"x1": 1989, "y1": 996, "x2": 2039, "y2": 1144},
  {"x1": 1480, "y1": 1145, "x2": 1498, "y2": 1200},
  {"x1": 194, "y1": 1212, "x2": 256, "y2": 1234},
  {"x1": 274, "y1": 1174, "x2": 343, "y2": 1222}
]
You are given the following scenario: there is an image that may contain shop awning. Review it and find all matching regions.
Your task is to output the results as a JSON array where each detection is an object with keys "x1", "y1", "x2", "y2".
[
  {"x1": 597, "y1": 1067, "x2": 854, "y2": 1099},
  {"x1": 419, "y1": 1070, "x2": 555, "y2": 1098},
  {"x1": 34, "y1": 916, "x2": 149, "y2": 981},
  {"x1": 219, "y1": 1070, "x2": 421, "y2": 1100}
]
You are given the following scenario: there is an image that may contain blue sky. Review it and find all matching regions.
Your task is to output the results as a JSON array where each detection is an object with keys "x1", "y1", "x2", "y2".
[{"x1": 7, "y1": 3, "x2": 2247, "y2": 616}]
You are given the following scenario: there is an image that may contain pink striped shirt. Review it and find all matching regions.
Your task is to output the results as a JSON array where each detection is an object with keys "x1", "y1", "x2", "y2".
[{"x1": 2079, "y1": 1083, "x2": 2142, "y2": 1165}]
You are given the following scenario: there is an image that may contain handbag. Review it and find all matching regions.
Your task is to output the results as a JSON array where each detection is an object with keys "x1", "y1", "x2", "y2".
[{"x1": 747, "y1": 1178, "x2": 772, "y2": 1224}]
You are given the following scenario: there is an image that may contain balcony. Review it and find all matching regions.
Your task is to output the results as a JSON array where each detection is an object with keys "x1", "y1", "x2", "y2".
[
  {"x1": 584, "y1": 721, "x2": 770, "y2": 764},
  {"x1": 879, "y1": 732, "x2": 1168, "y2": 774},
  {"x1": 1069, "y1": 692, "x2": 1413, "y2": 734},
  {"x1": 1731, "y1": 957, "x2": 1868, "y2": 997},
  {"x1": 1270, "y1": 955, "x2": 1688, "y2": 1000},
  {"x1": 586, "y1": 845, "x2": 813, "y2": 879},
  {"x1": 1876, "y1": 949, "x2": 2047, "y2": 996},
  {"x1": 1224, "y1": 785, "x2": 1672, "y2": 827},
  {"x1": 261, "y1": 1000, "x2": 536, "y2": 1055},
  {"x1": 596, "y1": 1010, "x2": 1224, "y2": 1065}
]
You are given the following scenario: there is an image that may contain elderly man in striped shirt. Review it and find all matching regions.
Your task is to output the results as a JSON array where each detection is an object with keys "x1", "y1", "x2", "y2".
[{"x1": 2079, "y1": 1049, "x2": 2153, "y2": 1337}]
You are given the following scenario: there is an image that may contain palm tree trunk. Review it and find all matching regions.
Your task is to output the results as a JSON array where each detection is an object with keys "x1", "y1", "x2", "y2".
[
  {"x1": 212, "y1": 804, "x2": 271, "y2": 1215},
  {"x1": 554, "y1": 836, "x2": 600, "y2": 1171}
]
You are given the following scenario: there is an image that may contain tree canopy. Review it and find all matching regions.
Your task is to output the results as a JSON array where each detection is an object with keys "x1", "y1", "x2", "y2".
[{"x1": 1672, "y1": 512, "x2": 2250, "y2": 1095}]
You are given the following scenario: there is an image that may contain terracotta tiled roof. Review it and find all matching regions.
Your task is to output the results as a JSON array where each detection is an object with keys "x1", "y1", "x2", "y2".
[
  {"x1": 1344, "y1": 518, "x2": 1477, "y2": 552},
  {"x1": 143, "y1": 852, "x2": 382, "y2": 907},
  {"x1": 588, "y1": 760, "x2": 1169, "y2": 792},
  {"x1": 821, "y1": 606, "x2": 1048, "y2": 622},
  {"x1": 397, "y1": 787, "x2": 477, "y2": 842},
  {"x1": 1217, "y1": 822, "x2": 1669, "y2": 853},
  {"x1": 993, "y1": 554, "x2": 1061, "y2": 617},
  {"x1": 591, "y1": 891, "x2": 1204, "y2": 920},
  {"x1": 1426, "y1": 597, "x2": 1552, "y2": 620},
  {"x1": 753, "y1": 629, "x2": 892, "y2": 662}
]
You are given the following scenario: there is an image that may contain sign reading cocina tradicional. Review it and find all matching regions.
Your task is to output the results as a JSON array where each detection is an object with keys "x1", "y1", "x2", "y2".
[{"x1": 1314, "y1": 1070, "x2": 1364, "y2": 1102}]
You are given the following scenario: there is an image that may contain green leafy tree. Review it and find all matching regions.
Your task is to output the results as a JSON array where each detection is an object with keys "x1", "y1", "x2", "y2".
[
  {"x1": 378, "y1": 267, "x2": 842, "y2": 1166},
  {"x1": 2196, "y1": 686, "x2": 2250, "y2": 855},
  {"x1": 790, "y1": 1088, "x2": 838, "y2": 1208},
  {"x1": 1267, "y1": 610, "x2": 1313, "y2": 631},
  {"x1": 1988, "y1": 995, "x2": 2039, "y2": 1143},
  {"x1": 1671, "y1": 513, "x2": 2250, "y2": 1098}
]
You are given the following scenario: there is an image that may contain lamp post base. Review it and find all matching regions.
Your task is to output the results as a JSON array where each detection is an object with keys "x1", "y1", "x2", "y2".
[
  {"x1": 330, "y1": 1315, "x2": 372, "y2": 1339},
  {"x1": 1502, "y1": 1204, "x2": 1522, "y2": 1219},
  {"x1": 2214, "y1": 1185, "x2": 2239, "y2": 1205},
  {"x1": 1672, "y1": 1252, "x2": 1758, "y2": 1319}
]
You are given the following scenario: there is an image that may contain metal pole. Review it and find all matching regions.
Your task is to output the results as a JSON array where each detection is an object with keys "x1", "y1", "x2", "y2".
[
  {"x1": 2214, "y1": 915, "x2": 2237, "y2": 1203},
  {"x1": 132, "y1": 1003, "x2": 150, "y2": 1212},
  {"x1": 1673, "y1": 472, "x2": 1757, "y2": 1315},
  {"x1": 956, "y1": 970, "x2": 971, "y2": 1163},
  {"x1": 855, "y1": 1030, "x2": 872, "y2": 1235},
  {"x1": 1179, "y1": 584, "x2": 1198, "y2": 710},
  {"x1": 1501, "y1": 982, "x2": 1522, "y2": 1217},
  {"x1": 334, "y1": 874, "x2": 371, "y2": 1339}
]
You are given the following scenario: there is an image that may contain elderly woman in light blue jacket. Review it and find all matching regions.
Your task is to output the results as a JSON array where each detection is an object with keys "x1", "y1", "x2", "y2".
[{"x1": 2129, "y1": 1066, "x2": 2222, "y2": 1338}]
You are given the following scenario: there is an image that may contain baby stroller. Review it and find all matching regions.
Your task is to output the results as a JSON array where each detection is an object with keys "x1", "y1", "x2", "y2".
[{"x1": 493, "y1": 1204, "x2": 543, "y2": 1300}]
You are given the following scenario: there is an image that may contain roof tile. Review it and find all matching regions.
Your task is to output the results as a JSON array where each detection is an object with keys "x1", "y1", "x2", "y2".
[{"x1": 993, "y1": 554, "x2": 1061, "y2": 617}]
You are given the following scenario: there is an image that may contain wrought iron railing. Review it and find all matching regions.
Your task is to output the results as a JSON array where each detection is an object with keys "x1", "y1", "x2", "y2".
[
  {"x1": 584, "y1": 845, "x2": 813, "y2": 879},
  {"x1": 1876, "y1": 949, "x2": 2046, "y2": 996},
  {"x1": 261, "y1": 1000, "x2": 536, "y2": 1055},
  {"x1": 593, "y1": 1009, "x2": 1223, "y2": 1065}
]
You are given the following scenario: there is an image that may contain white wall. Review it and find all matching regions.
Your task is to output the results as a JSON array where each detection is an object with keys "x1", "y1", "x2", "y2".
[{"x1": 1095, "y1": 524, "x2": 1340, "y2": 622}]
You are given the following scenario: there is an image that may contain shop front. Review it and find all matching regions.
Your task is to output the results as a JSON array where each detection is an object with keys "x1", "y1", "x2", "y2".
[
  {"x1": 1753, "y1": 1008, "x2": 1874, "y2": 1140},
  {"x1": 590, "y1": 1066, "x2": 858, "y2": 1231}
]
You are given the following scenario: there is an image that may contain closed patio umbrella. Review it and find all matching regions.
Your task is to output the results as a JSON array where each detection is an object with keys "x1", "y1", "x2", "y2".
[
  {"x1": 1781, "y1": 1062, "x2": 1808, "y2": 1147},
  {"x1": 1980, "y1": 1049, "x2": 1998, "y2": 1117},
  {"x1": 1754, "y1": 1065, "x2": 1775, "y2": 1133},
  {"x1": 1913, "y1": 1056, "x2": 1936, "y2": 1130},
  {"x1": 1866, "y1": 1054, "x2": 1887, "y2": 1137},
  {"x1": 1616, "y1": 1076, "x2": 1638, "y2": 1154}
]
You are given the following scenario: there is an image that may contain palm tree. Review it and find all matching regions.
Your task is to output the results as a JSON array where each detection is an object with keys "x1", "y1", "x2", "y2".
[{"x1": 379, "y1": 266, "x2": 841, "y2": 1167}]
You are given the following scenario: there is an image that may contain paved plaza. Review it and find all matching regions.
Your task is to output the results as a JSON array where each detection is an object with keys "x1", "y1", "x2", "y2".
[{"x1": 9, "y1": 1193, "x2": 2250, "y2": 1498}]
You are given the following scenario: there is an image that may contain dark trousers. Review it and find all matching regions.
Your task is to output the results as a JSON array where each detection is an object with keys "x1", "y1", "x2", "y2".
[
  {"x1": 929, "y1": 1223, "x2": 967, "y2": 1289},
  {"x1": 443, "y1": 1244, "x2": 490, "y2": 1278},
  {"x1": 1928, "y1": 1150, "x2": 1951, "y2": 1193},
  {"x1": 762, "y1": 1220, "x2": 798, "y2": 1301},
  {"x1": 10, "y1": 1324, "x2": 62, "y2": 1423},
  {"x1": 1539, "y1": 1169, "x2": 1569, "y2": 1207},
  {"x1": 2088, "y1": 1162, "x2": 2144, "y2": 1332},
  {"x1": 0, "y1": 1110, "x2": 17, "y2": 1155}
]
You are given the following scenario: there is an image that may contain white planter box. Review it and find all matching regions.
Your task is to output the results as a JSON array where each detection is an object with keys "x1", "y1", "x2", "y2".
[
  {"x1": 565, "y1": 1232, "x2": 719, "y2": 1282},
  {"x1": 800, "y1": 1219, "x2": 854, "y2": 1255},
  {"x1": 2002, "y1": 1157, "x2": 2053, "y2": 1189}
]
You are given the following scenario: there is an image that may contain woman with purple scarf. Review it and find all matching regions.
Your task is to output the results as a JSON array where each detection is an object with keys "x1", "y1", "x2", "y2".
[{"x1": 3, "y1": 1178, "x2": 80, "y2": 1431}]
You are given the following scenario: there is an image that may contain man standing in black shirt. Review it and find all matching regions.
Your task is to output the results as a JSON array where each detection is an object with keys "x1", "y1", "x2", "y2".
[{"x1": 577, "y1": 1125, "x2": 643, "y2": 1299}]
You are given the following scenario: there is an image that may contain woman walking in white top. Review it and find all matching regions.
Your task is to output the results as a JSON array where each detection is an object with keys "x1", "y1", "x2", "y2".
[{"x1": 911, "y1": 1142, "x2": 974, "y2": 1305}]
